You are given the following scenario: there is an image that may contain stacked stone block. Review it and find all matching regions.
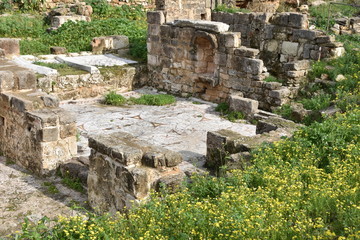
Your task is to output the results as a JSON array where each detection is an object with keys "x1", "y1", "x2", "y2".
[
  {"x1": 88, "y1": 132, "x2": 184, "y2": 213},
  {"x1": 0, "y1": 59, "x2": 77, "y2": 175}
]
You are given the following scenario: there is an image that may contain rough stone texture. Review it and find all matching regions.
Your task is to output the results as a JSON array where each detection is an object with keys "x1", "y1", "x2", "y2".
[
  {"x1": 88, "y1": 132, "x2": 185, "y2": 213},
  {"x1": 0, "y1": 38, "x2": 20, "y2": 59},
  {"x1": 155, "y1": 0, "x2": 211, "y2": 22},
  {"x1": 91, "y1": 36, "x2": 129, "y2": 54},
  {"x1": 0, "y1": 59, "x2": 36, "y2": 92},
  {"x1": 50, "y1": 47, "x2": 67, "y2": 55},
  {"x1": 51, "y1": 15, "x2": 90, "y2": 28},
  {"x1": 206, "y1": 117, "x2": 300, "y2": 169},
  {"x1": 229, "y1": 95, "x2": 259, "y2": 115},
  {"x1": 173, "y1": 20, "x2": 230, "y2": 33}
]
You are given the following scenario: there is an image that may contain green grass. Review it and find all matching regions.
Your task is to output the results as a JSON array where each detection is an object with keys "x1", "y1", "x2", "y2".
[
  {"x1": 263, "y1": 75, "x2": 285, "y2": 84},
  {"x1": 33, "y1": 62, "x2": 88, "y2": 75},
  {"x1": 130, "y1": 94, "x2": 176, "y2": 106},
  {"x1": 213, "y1": 4, "x2": 250, "y2": 13},
  {"x1": 104, "y1": 91, "x2": 127, "y2": 106},
  {"x1": 104, "y1": 92, "x2": 176, "y2": 107},
  {"x1": 0, "y1": 3, "x2": 147, "y2": 61},
  {"x1": 43, "y1": 182, "x2": 59, "y2": 194},
  {"x1": 61, "y1": 176, "x2": 85, "y2": 194},
  {"x1": 300, "y1": 93, "x2": 333, "y2": 111},
  {"x1": 215, "y1": 102, "x2": 245, "y2": 122}
]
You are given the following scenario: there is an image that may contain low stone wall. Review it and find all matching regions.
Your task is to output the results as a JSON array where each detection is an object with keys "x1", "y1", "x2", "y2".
[
  {"x1": 88, "y1": 132, "x2": 185, "y2": 213},
  {"x1": 206, "y1": 115, "x2": 300, "y2": 170},
  {"x1": 0, "y1": 38, "x2": 20, "y2": 59},
  {"x1": 37, "y1": 64, "x2": 147, "y2": 100},
  {"x1": 0, "y1": 59, "x2": 77, "y2": 175}
]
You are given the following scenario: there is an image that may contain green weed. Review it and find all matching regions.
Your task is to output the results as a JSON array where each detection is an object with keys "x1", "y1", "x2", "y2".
[
  {"x1": 61, "y1": 175, "x2": 85, "y2": 194},
  {"x1": 43, "y1": 182, "x2": 59, "y2": 194},
  {"x1": 263, "y1": 75, "x2": 284, "y2": 84},
  {"x1": 104, "y1": 91, "x2": 127, "y2": 106},
  {"x1": 33, "y1": 61, "x2": 88, "y2": 75},
  {"x1": 215, "y1": 102, "x2": 245, "y2": 122},
  {"x1": 130, "y1": 94, "x2": 176, "y2": 106},
  {"x1": 214, "y1": 4, "x2": 250, "y2": 13},
  {"x1": 300, "y1": 93, "x2": 332, "y2": 111}
]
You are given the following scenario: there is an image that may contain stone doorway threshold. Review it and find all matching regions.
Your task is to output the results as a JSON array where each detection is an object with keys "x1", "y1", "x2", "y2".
[{"x1": 61, "y1": 87, "x2": 257, "y2": 174}]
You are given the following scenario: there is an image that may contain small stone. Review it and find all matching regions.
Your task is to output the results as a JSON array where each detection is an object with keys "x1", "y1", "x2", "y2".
[
  {"x1": 50, "y1": 47, "x2": 67, "y2": 55},
  {"x1": 335, "y1": 74, "x2": 346, "y2": 82}
]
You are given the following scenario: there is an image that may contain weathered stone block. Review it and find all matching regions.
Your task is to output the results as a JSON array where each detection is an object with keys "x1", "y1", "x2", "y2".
[
  {"x1": 41, "y1": 95, "x2": 60, "y2": 108},
  {"x1": 222, "y1": 32, "x2": 241, "y2": 48},
  {"x1": 10, "y1": 96, "x2": 33, "y2": 112},
  {"x1": 281, "y1": 41, "x2": 299, "y2": 55},
  {"x1": 147, "y1": 11, "x2": 165, "y2": 25},
  {"x1": 60, "y1": 123, "x2": 77, "y2": 139},
  {"x1": 0, "y1": 38, "x2": 20, "y2": 58},
  {"x1": 288, "y1": 13, "x2": 308, "y2": 29},
  {"x1": 0, "y1": 71, "x2": 14, "y2": 92},
  {"x1": 283, "y1": 60, "x2": 311, "y2": 71},
  {"x1": 229, "y1": 95, "x2": 259, "y2": 115},
  {"x1": 16, "y1": 70, "x2": 36, "y2": 90},
  {"x1": 293, "y1": 29, "x2": 321, "y2": 40},
  {"x1": 234, "y1": 47, "x2": 260, "y2": 58},
  {"x1": 41, "y1": 127, "x2": 59, "y2": 142},
  {"x1": 269, "y1": 88, "x2": 291, "y2": 99},
  {"x1": 173, "y1": 20, "x2": 229, "y2": 33},
  {"x1": 50, "y1": 47, "x2": 67, "y2": 55}
]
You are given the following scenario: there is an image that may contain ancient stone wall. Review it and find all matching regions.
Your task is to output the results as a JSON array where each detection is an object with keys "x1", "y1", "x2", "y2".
[
  {"x1": 155, "y1": 0, "x2": 212, "y2": 22},
  {"x1": 88, "y1": 132, "x2": 185, "y2": 213},
  {"x1": 212, "y1": 12, "x2": 344, "y2": 77},
  {"x1": 206, "y1": 115, "x2": 300, "y2": 170},
  {"x1": 36, "y1": 64, "x2": 145, "y2": 100},
  {"x1": 147, "y1": 11, "x2": 344, "y2": 109},
  {"x1": 0, "y1": 59, "x2": 77, "y2": 175},
  {"x1": 44, "y1": 0, "x2": 153, "y2": 10}
]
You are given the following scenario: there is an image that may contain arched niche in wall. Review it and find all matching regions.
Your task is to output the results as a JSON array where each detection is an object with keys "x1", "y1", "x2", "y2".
[{"x1": 190, "y1": 31, "x2": 218, "y2": 76}]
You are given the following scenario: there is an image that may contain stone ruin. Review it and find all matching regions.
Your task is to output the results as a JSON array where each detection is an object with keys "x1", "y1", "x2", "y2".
[
  {"x1": 0, "y1": 0, "x2": 347, "y2": 214},
  {"x1": 147, "y1": 6, "x2": 345, "y2": 110}
]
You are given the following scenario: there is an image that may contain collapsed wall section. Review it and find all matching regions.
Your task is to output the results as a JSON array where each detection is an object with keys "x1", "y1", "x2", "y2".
[
  {"x1": 88, "y1": 132, "x2": 185, "y2": 213},
  {"x1": 0, "y1": 59, "x2": 77, "y2": 175}
]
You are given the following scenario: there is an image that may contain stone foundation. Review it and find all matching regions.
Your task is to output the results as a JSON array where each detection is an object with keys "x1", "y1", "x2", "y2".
[
  {"x1": 88, "y1": 132, "x2": 185, "y2": 213},
  {"x1": 0, "y1": 59, "x2": 77, "y2": 175},
  {"x1": 206, "y1": 115, "x2": 300, "y2": 171}
]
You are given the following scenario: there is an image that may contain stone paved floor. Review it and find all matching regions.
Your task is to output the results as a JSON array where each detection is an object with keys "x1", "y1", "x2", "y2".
[
  {"x1": 61, "y1": 88, "x2": 257, "y2": 171},
  {"x1": 0, "y1": 157, "x2": 87, "y2": 238}
]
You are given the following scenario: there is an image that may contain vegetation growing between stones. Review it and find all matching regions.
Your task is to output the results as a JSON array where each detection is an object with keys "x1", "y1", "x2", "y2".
[
  {"x1": 33, "y1": 62, "x2": 88, "y2": 75},
  {"x1": 104, "y1": 92, "x2": 176, "y2": 106},
  {"x1": 15, "y1": 108, "x2": 360, "y2": 239},
  {"x1": 61, "y1": 175, "x2": 85, "y2": 194},
  {"x1": 215, "y1": 102, "x2": 245, "y2": 122},
  {"x1": 213, "y1": 4, "x2": 250, "y2": 13},
  {"x1": 263, "y1": 75, "x2": 284, "y2": 84}
]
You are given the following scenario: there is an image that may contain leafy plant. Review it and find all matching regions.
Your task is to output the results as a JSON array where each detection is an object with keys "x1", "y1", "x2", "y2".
[
  {"x1": 130, "y1": 94, "x2": 176, "y2": 106},
  {"x1": 214, "y1": 4, "x2": 250, "y2": 13},
  {"x1": 300, "y1": 93, "x2": 332, "y2": 111},
  {"x1": 104, "y1": 91, "x2": 127, "y2": 106},
  {"x1": 263, "y1": 75, "x2": 284, "y2": 84},
  {"x1": 61, "y1": 175, "x2": 85, "y2": 194},
  {"x1": 33, "y1": 61, "x2": 88, "y2": 75},
  {"x1": 215, "y1": 102, "x2": 245, "y2": 122},
  {"x1": 43, "y1": 182, "x2": 59, "y2": 194}
]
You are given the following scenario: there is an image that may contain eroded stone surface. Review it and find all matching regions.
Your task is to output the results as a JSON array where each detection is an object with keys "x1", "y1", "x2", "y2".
[
  {"x1": 61, "y1": 88, "x2": 256, "y2": 170},
  {"x1": 0, "y1": 156, "x2": 86, "y2": 237}
]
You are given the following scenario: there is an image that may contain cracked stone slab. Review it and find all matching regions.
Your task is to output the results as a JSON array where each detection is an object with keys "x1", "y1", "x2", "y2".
[{"x1": 173, "y1": 20, "x2": 230, "y2": 33}]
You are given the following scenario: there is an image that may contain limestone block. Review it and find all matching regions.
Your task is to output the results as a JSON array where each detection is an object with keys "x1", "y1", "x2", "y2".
[
  {"x1": 156, "y1": 170, "x2": 186, "y2": 192},
  {"x1": 331, "y1": 47, "x2": 345, "y2": 58},
  {"x1": 60, "y1": 122, "x2": 77, "y2": 139},
  {"x1": 26, "y1": 110, "x2": 58, "y2": 127},
  {"x1": 233, "y1": 12, "x2": 250, "y2": 25},
  {"x1": 112, "y1": 35, "x2": 129, "y2": 50},
  {"x1": 41, "y1": 95, "x2": 60, "y2": 108},
  {"x1": 270, "y1": 13, "x2": 289, "y2": 26},
  {"x1": 0, "y1": 71, "x2": 14, "y2": 92},
  {"x1": 89, "y1": 134, "x2": 143, "y2": 166},
  {"x1": 234, "y1": 47, "x2": 260, "y2": 58},
  {"x1": 265, "y1": 40, "x2": 278, "y2": 52},
  {"x1": 147, "y1": 11, "x2": 165, "y2": 25},
  {"x1": 50, "y1": 47, "x2": 67, "y2": 55},
  {"x1": 51, "y1": 15, "x2": 90, "y2": 28},
  {"x1": 222, "y1": 32, "x2": 241, "y2": 48},
  {"x1": 147, "y1": 55, "x2": 158, "y2": 66},
  {"x1": 316, "y1": 35, "x2": 335, "y2": 44},
  {"x1": 286, "y1": 70, "x2": 306, "y2": 78},
  {"x1": 281, "y1": 41, "x2": 299, "y2": 55},
  {"x1": 269, "y1": 88, "x2": 291, "y2": 99},
  {"x1": 288, "y1": 13, "x2": 308, "y2": 29},
  {"x1": 173, "y1": 20, "x2": 229, "y2": 33},
  {"x1": 16, "y1": 70, "x2": 36, "y2": 90},
  {"x1": 10, "y1": 96, "x2": 34, "y2": 112},
  {"x1": 41, "y1": 127, "x2": 59, "y2": 142},
  {"x1": 0, "y1": 38, "x2": 20, "y2": 58},
  {"x1": 293, "y1": 29, "x2": 321, "y2": 40},
  {"x1": 229, "y1": 95, "x2": 259, "y2": 115},
  {"x1": 148, "y1": 24, "x2": 161, "y2": 36},
  {"x1": 283, "y1": 60, "x2": 311, "y2": 71},
  {"x1": 264, "y1": 82, "x2": 282, "y2": 90},
  {"x1": 238, "y1": 58, "x2": 264, "y2": 75}
]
